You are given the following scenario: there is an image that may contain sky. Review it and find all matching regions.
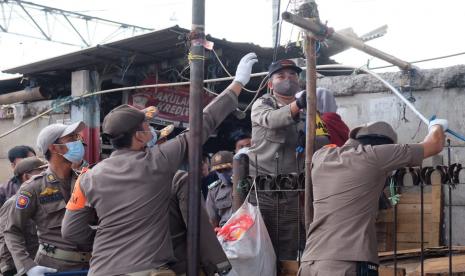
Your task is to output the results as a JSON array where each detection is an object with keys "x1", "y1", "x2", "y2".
[{"x1": 1, "y1": 0, "x2": 464, "y2": 79}]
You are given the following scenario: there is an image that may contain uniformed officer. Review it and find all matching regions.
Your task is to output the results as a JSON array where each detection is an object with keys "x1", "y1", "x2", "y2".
[
  {"x1": 247, "y1": 59, "x2": 330, "y2": 260},
  {"x1": 205, "y1": 151, "x2": 234, "y2": 228},
  {"x1": 0, "y1": 157, "x2": 46, "y2": 276},
  {"x1": 299, "y1": 120, "x2": 447, "y2": 276},
  {"x1": 4, "y1": 121, "x2": 92, "y2": 276},
  {"x1": 248, "y1": 59, "x2": 330, "y2": 176},
  {"x1": 61, "y1": 53, "x2": 258, "y2": 276},
  {"x1": 0, "y1": 146, "x2": 36, "y2": 207},
  {"x1": 170, "y1": 171, "x2": 231, "y2": 276}
]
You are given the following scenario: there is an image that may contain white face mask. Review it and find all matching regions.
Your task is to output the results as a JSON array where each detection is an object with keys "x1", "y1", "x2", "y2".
[
  {"x1": 273, "y1": 79, "x2": 300, "y2": 96},
  {"x1": 146, "y1": 127, "x2": 158, "y2": 148}
]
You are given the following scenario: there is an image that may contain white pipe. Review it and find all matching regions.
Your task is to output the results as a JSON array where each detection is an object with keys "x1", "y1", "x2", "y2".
[{"x1": 316, "y1": 64, "x2": 429, "y2": 124}]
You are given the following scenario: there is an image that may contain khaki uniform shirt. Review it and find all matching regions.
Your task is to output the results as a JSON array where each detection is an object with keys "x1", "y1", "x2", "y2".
[
  {"x1": 4, "y1": 169, "x2": 88, "y2": 275},
  {"x1": 61, "y1": 89, "x2": 238, "y2": 276},
  {"x1": 248, "y1": 93, "x2": 329, "y2": 176},
  {"x1": 205, "y1": 176, "x2": 233, "y2": 227},
  {"x1": 0, "y1": 178, "x2": 20, "y2": 207},
  {"x1": 0, "y1": 196, "x2": 38, "y2": 273},
  {"x1": 302, "y1": 139, "x2": 424, "y2": 264}
]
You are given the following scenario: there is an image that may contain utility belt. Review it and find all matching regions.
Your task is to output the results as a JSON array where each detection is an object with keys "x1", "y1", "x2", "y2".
[
  {"x1": 38, "y1": 244, "x2": 91, "y2": 263},
  {"x1": 356, "y1": 262, "x2": 378, "y2": 276}
]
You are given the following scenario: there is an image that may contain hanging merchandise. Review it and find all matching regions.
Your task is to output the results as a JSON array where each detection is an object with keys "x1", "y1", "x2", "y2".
[{"x1": 218, "y1": 182, "x2": 276, "y2": 276}]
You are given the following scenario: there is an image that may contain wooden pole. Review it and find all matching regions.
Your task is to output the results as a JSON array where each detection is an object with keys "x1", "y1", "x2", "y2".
[
  {"x1": 282, "y1": 11, "x2": 411, "y2": 70},
  {"x1": 304, "y1": 34, "x2": 317, "y2": 231}
]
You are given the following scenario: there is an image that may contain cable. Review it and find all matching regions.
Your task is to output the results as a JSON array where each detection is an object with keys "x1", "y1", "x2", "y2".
[
  {"x1": 211, "y1": 48, "x2": 268, "y2": 94},
  {"x1": 369, "y1": 51, "x2": 465, "y2": 70},
  {"x1": 5, "y1": 63, "x2": 464, "y2": 141}
]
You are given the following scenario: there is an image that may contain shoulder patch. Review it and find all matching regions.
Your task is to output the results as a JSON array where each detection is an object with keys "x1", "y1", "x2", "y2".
[
  {"x1": 208, "y1": 180, "x2": 221, "y2": 190},
  {"x1": 16, "y1": 195, "x2": 30, "y2": 209}
]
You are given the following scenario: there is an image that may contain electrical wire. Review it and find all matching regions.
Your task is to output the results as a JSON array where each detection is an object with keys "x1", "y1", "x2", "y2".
[
  {"x1": 211, "y1": 48, "x2": 267, "y2": 94},
  {"x1": 369, "y1": 51, "x2": 465, "y2": 70},
  {"x1": 4, "y1": 63, "x2": 465, "y2": 142}
]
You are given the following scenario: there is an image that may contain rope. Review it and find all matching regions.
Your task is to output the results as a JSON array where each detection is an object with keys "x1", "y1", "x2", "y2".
[
  {"x1": 388, "y1": 177, "x2": 401, "y2": 206},
  {"x1": 187, "y1": 52, "x2": 205, "y2": 61}
]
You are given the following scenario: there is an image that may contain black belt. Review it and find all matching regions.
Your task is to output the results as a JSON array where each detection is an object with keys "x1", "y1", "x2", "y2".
[{"x1": 356, "y1": 262, "x2": 378, "y2": 276}]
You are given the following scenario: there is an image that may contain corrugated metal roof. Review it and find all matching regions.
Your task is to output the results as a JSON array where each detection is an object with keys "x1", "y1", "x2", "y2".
[{"x1": 3, "y1": 26, "x2": 285, "y2": 76}]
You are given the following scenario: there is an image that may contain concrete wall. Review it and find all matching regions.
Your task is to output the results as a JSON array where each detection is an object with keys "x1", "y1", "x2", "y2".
[
  {"x1": 318, "y1": 65, "x2": 465, "y2": 245},
  {"x1": 0, "y1": 100, "x2": 70, "y2": 182}
]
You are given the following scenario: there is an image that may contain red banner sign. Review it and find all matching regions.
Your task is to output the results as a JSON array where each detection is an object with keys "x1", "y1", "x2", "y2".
[{"x1": 129, "y1": 76, "x2": 216, "y2": 123}]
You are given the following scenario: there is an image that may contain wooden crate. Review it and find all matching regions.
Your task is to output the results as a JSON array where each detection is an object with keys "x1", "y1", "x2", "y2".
[{"x1": 377, "y1": 173, "x2": 443, "y2": 251}]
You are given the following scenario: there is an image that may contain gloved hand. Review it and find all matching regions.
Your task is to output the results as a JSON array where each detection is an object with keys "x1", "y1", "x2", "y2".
[
  {"x1": 27, "y1": 265, "x2": 57, "y2": 276},
  {"x1": 428, "y1": 118, "x2": 448, "y2": 132},
  {"x1": 142, "y1": 106, "x2": 158, "y2": 120},
  {"x1": 295, "y1": 90, "x2": 307, "y2": 109},
  {"x1": 233, "y1": 53, "x2": 258, "y2": 86}
]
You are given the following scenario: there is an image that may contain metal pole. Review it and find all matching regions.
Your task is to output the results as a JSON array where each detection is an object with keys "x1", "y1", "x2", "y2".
[
  {"x1": 393, "y1": 199, "x2": 398, "y2": 275},
  {"x1": 187, "y1": 0, "x2": 204, "y2": 274},
  {"x1": 304, "y1": 34, "x2": 317, "y2": 231},
  {"x1": 281, "y1": 11, "x2": 411, "y2": 70},
  {"x1": 447, "y1": 139, "x2": 452, "y2": 275},
  {"x1": 232, "y1": 154, "x2": 249, "y2": 211},
  {"x1": 420, "y1": 179, "x2": 424, "y2": 276}
]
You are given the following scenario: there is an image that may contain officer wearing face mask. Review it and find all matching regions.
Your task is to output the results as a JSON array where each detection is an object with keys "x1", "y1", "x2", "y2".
[
  {"x1": 205, "y1": 151, "x2": 234, "y2": 228},
  {"x1": 4, "y1": 122, "x2": 92, "y2": 276},
  {"x1": 247, "y1": 60, "x2": 330, "y2": 261},
  {"x1": 248, "y1": 59, "x2": 330, "y2": 176}
]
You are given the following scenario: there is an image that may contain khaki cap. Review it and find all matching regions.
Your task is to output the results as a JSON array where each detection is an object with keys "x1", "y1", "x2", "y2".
[
  {"x1": 36, "y1": 121, "x2": 85, "y2": 155},
  {"x1": 14, "y1": 157, "x2": 47, "y2": 176},
  {"x1": 102, "y1": 104, "x2": 147, "y2": 138},
  {"x1": 349, "y1": 121, "x2": 398, "y2": 143},
  {"x1": 211, "y1": 151, "x2": 234, "y2": 172}
]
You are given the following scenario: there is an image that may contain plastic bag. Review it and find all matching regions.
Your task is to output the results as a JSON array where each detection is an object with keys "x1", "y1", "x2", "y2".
[{"x1": 218, "y1": 183, "x2": 276, "y2": 276}]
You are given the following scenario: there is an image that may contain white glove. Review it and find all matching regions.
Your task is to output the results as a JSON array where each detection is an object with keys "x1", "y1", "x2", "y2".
[
  {"x1": 233, "y1": 52, "x2": 258, "y2": 86},
  {"x1": 428, "y1": 118, "x2": 448, "y2": 132},
  {"x1": 27, "y1": 265, "x2": 57, "y2": 276},
  {"x1": 295, "y1": 90, "x2": 305, "y2": 99}
]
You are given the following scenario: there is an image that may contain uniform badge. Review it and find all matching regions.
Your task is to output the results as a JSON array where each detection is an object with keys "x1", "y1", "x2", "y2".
[
  {"x1": 214, "y1": 155, "x2": 222, "y2": 162},
  {"x1": 46, "y1": 174, "x2": 57, "y2": 182},
  {"x1": 16, "y1": 195, "x2": 30, "y2": 209},
  {"x1": 40, "y1": 187, "x2": 60, "y2": 196},
  {"x1": 39, "y1": 187, "x2": 63, "y2": 204}
]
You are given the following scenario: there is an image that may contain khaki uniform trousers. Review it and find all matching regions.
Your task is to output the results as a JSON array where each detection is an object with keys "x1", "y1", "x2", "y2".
[
  {"x1": 35, "y1": 252, "x2": 89, "y2": 272},
  {"x1": 298, "y1": 260, "x2": 357, "y2": 276},
  {"x1": 125, "y1": 267, "x2": 176, "y2": 276}
]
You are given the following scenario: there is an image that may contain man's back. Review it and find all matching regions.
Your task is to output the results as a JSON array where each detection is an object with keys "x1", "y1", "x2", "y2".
[
  {"x1": 303, "y1": 140, "x2": 423, "y2": 264},
  {"x1": 82, "y1": 148, "x2": 176, "y2": 276}
]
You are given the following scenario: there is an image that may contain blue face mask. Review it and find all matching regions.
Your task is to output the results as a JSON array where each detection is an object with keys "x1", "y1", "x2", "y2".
[
  {"x1": 146, "y1": 127, "x2": 158, "y2": 148},
  {"x1": 62, "y1": 140, "x2": 85, "y2": 164}
]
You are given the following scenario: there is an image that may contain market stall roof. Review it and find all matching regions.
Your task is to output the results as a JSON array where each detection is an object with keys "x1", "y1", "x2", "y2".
[{"x1": 2, "y1": 25, "x2": 300, "y2": 76}]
